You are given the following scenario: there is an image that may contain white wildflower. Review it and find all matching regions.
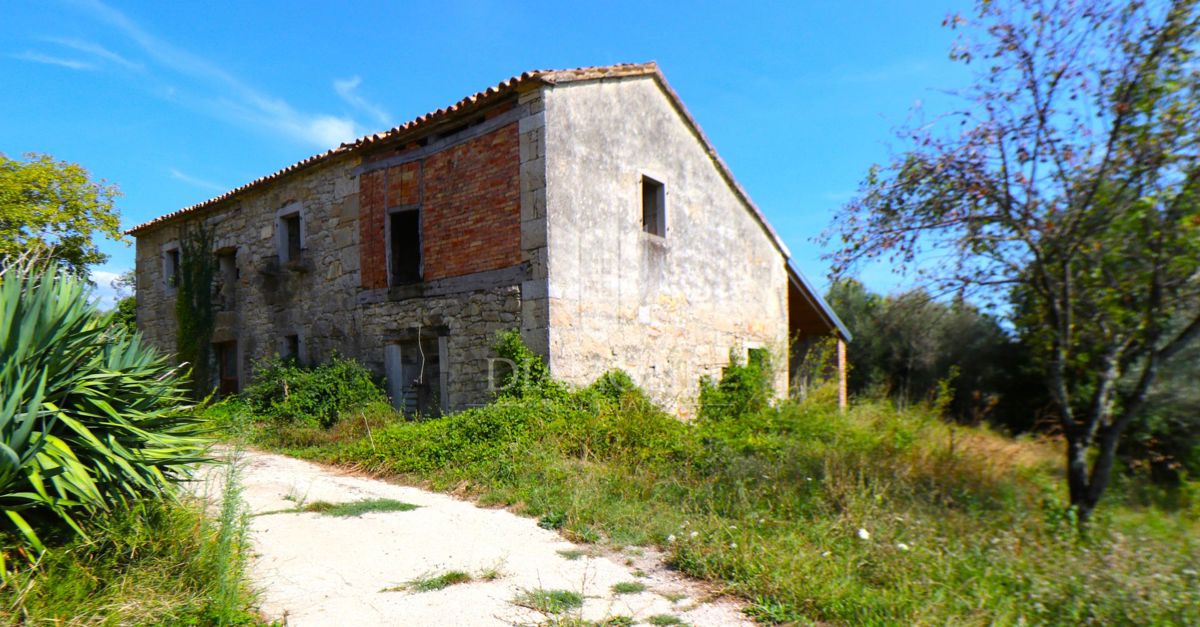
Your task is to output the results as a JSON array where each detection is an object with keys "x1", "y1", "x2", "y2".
[
  {"x1": 730, "y1": 542, "x2": 737, "y2": 549},
  {"x1": 858, "y1": 528, "x2": 871, "y2": 540},
  {"x1": 690, "y1": 531, "x2": 699, "y2": 539},
  {"x1": 758, "y1": 518, "x2": 766, "y2": 524},
  {"x1": 667, "y1": 534, "x2": 676, "y2": 543},
  {"x1": 897, "y1": 543, "x2": 910, "y2": 551},
  {"x1": 821, "y1": 551, "x2": 832, "y2": 557}
]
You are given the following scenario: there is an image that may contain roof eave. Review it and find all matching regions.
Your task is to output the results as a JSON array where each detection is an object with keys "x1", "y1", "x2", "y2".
[{"x1": 787, "y1": 259, "x2": 853, "y2": 342}]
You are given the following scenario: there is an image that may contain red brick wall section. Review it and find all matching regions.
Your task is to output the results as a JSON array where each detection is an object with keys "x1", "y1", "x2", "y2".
[
  {"x1": 359, "y1": 169, "x2": 387, "y2": 289},
  {"x1": 357, "y1": 122, "x2": 521, "y2": 285},
  {"x1": 423, "y1": 123, "x2": 521, "y2": 279}
]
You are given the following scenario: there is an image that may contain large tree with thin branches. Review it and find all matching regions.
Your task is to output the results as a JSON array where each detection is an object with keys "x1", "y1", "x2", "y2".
[{"x1": 826, "y1": 0, "x2": 1200, "y2": 520}]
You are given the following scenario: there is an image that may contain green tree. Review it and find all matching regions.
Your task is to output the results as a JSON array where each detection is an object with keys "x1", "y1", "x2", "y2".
[
  {"x1": 0, "y1": 153, "x2": 122, "y2": 275},
  {"x1": 111, "y1": 269, "x2": 137, "y2": 334},
  {"x1": 825, "y1": 1, "x2": 1200, "y2": 520}
]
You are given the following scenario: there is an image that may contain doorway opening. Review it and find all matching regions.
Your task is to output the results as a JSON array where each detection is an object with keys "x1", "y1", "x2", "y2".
[
  {"x1": 215, "y1": 341, "x2": 239, "y2": 397},
  {"x1": 384, "y1": 336, "x2": 444, "y2": 415}
]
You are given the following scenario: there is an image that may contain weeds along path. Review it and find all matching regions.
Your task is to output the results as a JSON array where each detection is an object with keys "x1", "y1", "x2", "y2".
[{"x1": 193, "y1": 448, "x2": 750, "y2": 626}]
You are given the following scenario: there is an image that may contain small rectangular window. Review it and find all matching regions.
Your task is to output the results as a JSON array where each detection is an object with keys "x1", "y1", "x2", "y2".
[
  {"x1": 641, "y1": 176, "x2": 665, "y2": 237},
  {"x1": 164, "y1": 248, "x2": 180, "y2": 289},
  {"x1": 748, "y1": 347, "x2": 769, "y2": 370},
  {"x1": 389, "y1": 210, "x2": 422, "y2": 285},
  {"x1": 216, "y1": 250, "x2": 237, "y2": 310},
  {"x1": 280, "y1": 214, "x2": 302, "y2": 262}
]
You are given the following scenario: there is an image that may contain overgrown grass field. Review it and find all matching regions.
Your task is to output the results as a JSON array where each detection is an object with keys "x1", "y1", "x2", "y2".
[{"x1": 210, "y1": 357, "x2": 1200, "y2": 625}]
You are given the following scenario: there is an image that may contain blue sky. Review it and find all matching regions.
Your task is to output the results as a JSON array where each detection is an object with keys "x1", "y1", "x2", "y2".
[{"x1": 2, "y1": 0, "x2": 973, "y2": 306}]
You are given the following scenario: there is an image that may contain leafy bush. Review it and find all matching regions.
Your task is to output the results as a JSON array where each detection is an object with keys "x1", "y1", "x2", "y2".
[
  {"x1": 698, "y1": 349, "x2": 773, "y2": 421},
  {"x1": 491, "y1": 330, "x2": 566, "y2": 399},
  {"x1": 0, "y1": 258, "x2": 206, "y2": 557},
  {"x1": 240, "y1": 354, "x2": 386, "y2": 428}
]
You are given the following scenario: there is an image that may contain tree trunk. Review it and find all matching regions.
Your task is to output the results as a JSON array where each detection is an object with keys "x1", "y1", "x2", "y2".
[{"x1": 1065, "y1": 436, "x2": 1093, "y2": 520}]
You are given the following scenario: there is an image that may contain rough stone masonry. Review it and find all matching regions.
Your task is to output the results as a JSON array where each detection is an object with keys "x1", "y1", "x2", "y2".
[{"x1": 130, "y1": 63, "x2": 846, "y2": 415}]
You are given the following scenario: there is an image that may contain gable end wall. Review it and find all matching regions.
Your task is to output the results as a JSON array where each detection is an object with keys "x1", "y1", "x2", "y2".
[{"x1": 542, "y1": 77, "x2": 789, "y2": 415}]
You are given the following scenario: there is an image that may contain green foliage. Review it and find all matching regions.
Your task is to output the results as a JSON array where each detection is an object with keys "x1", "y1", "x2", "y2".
[
  {"x1": 824, "y1": 0, "x2": 1200, "y2": 518},
  {"x1": 0, "y1": 469, "x2": 257, "y2": 624},
  {"x1": 223, "y1": 368, "x2": 1199, "y2": 625},
  {"x1": 110, "y1": 269, "x2": 137, "y2": 335},
  {"x1": 0, "y1": 153, "x2": 122, "y2": 275},
  {"x1": 698, "y1": 350, "x2": 773, "y2": 421},
  {"x1": 512, "y1": 588, "x2": 584, "y2": 614},
  {"x1": 113, "y1": 295, "x2": 137, "y2": 334},
  {"x1": 240, "y1": 354, "x2": 386, "y2": 428},
  {"x1": 0, "y1": 257, "x2": 207, "y2": 556},
  {"x1": 174, "y1": 223, "x2": 216, "y2": 399},
  {"x1": 298, "y1": 498, "x2": 417, "y2": 517},
  {"x1": 611, "y1": 581, "x2": 646, "y2": 594},
  {"x1": 826, "y1": 279, "x2": 1041, "y2": 428},
  {"x1": 491, "y1": 330, "x2": 565, "y2": 399},
  {"x1": 401, "y1": 570, "x2": 472, "y2": 592}
]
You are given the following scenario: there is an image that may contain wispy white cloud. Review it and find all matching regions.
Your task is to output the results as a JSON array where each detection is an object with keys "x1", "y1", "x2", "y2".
[
  {"x1": 42, "y1": 36, "x2": 141, "y2": 70},
  {"x1": 68, "y1": 0, "x2": 363, "y2": 147},
  {"x1": 169, "y1": 168, "x2": 228, "y2": 193},
  {"x1": 88, "y1": 269, "x2": 124, "y2": 309},
  {"x1": 11, "y1": 50, "x2": 94, "y2": 70},
  {"x1": 334, "y1": 76, "x2": 391, "y2": 127}
]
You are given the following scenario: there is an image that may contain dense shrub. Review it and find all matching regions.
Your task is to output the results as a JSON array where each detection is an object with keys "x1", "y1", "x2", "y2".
[
  {"x1": 0, "y1": 258, "x2": 206, "y2": 557},
  {"x1": 240, "y1": 354, "x2": 386, "y2": 428},
  {"x1": 491, "y1": 330, "x2": 567, "y2": 400},
  {"x1": 698, "y1": 349, "x2": 773, "y2": 421}
]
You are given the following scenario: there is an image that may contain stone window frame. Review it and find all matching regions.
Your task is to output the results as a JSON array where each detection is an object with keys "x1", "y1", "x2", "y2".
[
  {"x1": 161, "y1": 240, "x2": 181, "y2": 293},
  {"x1": 639, "y1": 171, "x2": 668, "y2": 239},
  {"x1": 214, "y1": 247, "x2": 239, "y2": 311},
  {"x1": 275, "y1": 202, "x2": 305, "y2": 263},
  {"x1": 385, "y1": 203, "x2": 423, "y2": 287}
]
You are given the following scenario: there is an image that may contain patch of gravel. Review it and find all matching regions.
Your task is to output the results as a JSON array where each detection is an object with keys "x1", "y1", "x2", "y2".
[{"x1": 192, "y1": 449, "x2": 751, "y2": 626}]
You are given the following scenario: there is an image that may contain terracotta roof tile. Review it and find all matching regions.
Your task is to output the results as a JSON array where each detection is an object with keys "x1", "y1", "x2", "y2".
[{"x1": 125, "y1": 62, "x2": 659, "y2": 234}]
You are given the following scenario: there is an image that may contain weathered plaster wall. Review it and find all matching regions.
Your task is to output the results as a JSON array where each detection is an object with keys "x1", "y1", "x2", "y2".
[
  {"x1": 541, "y1": 77, "x2": 790, "y2": 414},
  {"x1": 134, "y1": 96, "x2": 545, "y2": 411}
]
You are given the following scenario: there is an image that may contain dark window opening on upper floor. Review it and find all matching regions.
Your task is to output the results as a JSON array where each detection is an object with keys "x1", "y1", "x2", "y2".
[
  {"x1": 390, "y1": 210, "x2": 422, "y2": 285},
  {"x1": 164, "y1": 248, "x2": 180, "y2": 289},
  {"x1": 216, "y1": 250, "x2": 238, "y2": 310},
  {"x1": 642, "y1": 176, "x2": 666, "y2": 237},
  {"x1": 280, "y1": 213, "x2": 302, "y2": 262}
]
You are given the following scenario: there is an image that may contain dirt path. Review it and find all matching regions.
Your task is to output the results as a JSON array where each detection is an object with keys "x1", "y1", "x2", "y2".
[{"x1": 193, "y1": 449, "x2": 750, "y2": 626}]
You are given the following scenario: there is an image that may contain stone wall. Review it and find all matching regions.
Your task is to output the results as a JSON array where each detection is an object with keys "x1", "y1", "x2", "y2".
[
  {"x1": 133, "y1": 77, "x2": 791, "y2": 416},
  {"x1": 134, "y1": 95, "x2": 541, "y2": 411},
  {"x1": 540, "y1": 76, "x2": 790, "y2": 415}
]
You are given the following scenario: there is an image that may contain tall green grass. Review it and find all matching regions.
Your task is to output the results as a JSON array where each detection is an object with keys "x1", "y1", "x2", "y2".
[
  {"x1": 0, "y1": 458, "x2": 258, "y2": 624},
  {"x1": 213, "y1": 351, "x2": 1199, "y2": 624}
]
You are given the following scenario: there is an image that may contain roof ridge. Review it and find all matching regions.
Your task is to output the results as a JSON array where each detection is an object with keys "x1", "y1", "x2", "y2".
[{"x1": 126, "y1": 62, "x2": 659, "y2": 234}]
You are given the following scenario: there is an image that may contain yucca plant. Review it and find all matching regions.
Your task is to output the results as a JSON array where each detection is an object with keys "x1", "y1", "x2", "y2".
[{"x1": 0, "y1": 255, "x2": 208, "y2": 564}]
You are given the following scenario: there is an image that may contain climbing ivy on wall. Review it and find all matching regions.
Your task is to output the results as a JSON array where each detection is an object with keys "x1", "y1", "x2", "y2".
[{"x1": 174, "y1": 222, "x2": 216, "y2": 399}]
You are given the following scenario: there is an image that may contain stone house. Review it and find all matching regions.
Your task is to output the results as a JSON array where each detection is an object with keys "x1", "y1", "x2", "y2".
[{"x1": 129, "y1": 62, "x2": 849, "y2": 415}]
